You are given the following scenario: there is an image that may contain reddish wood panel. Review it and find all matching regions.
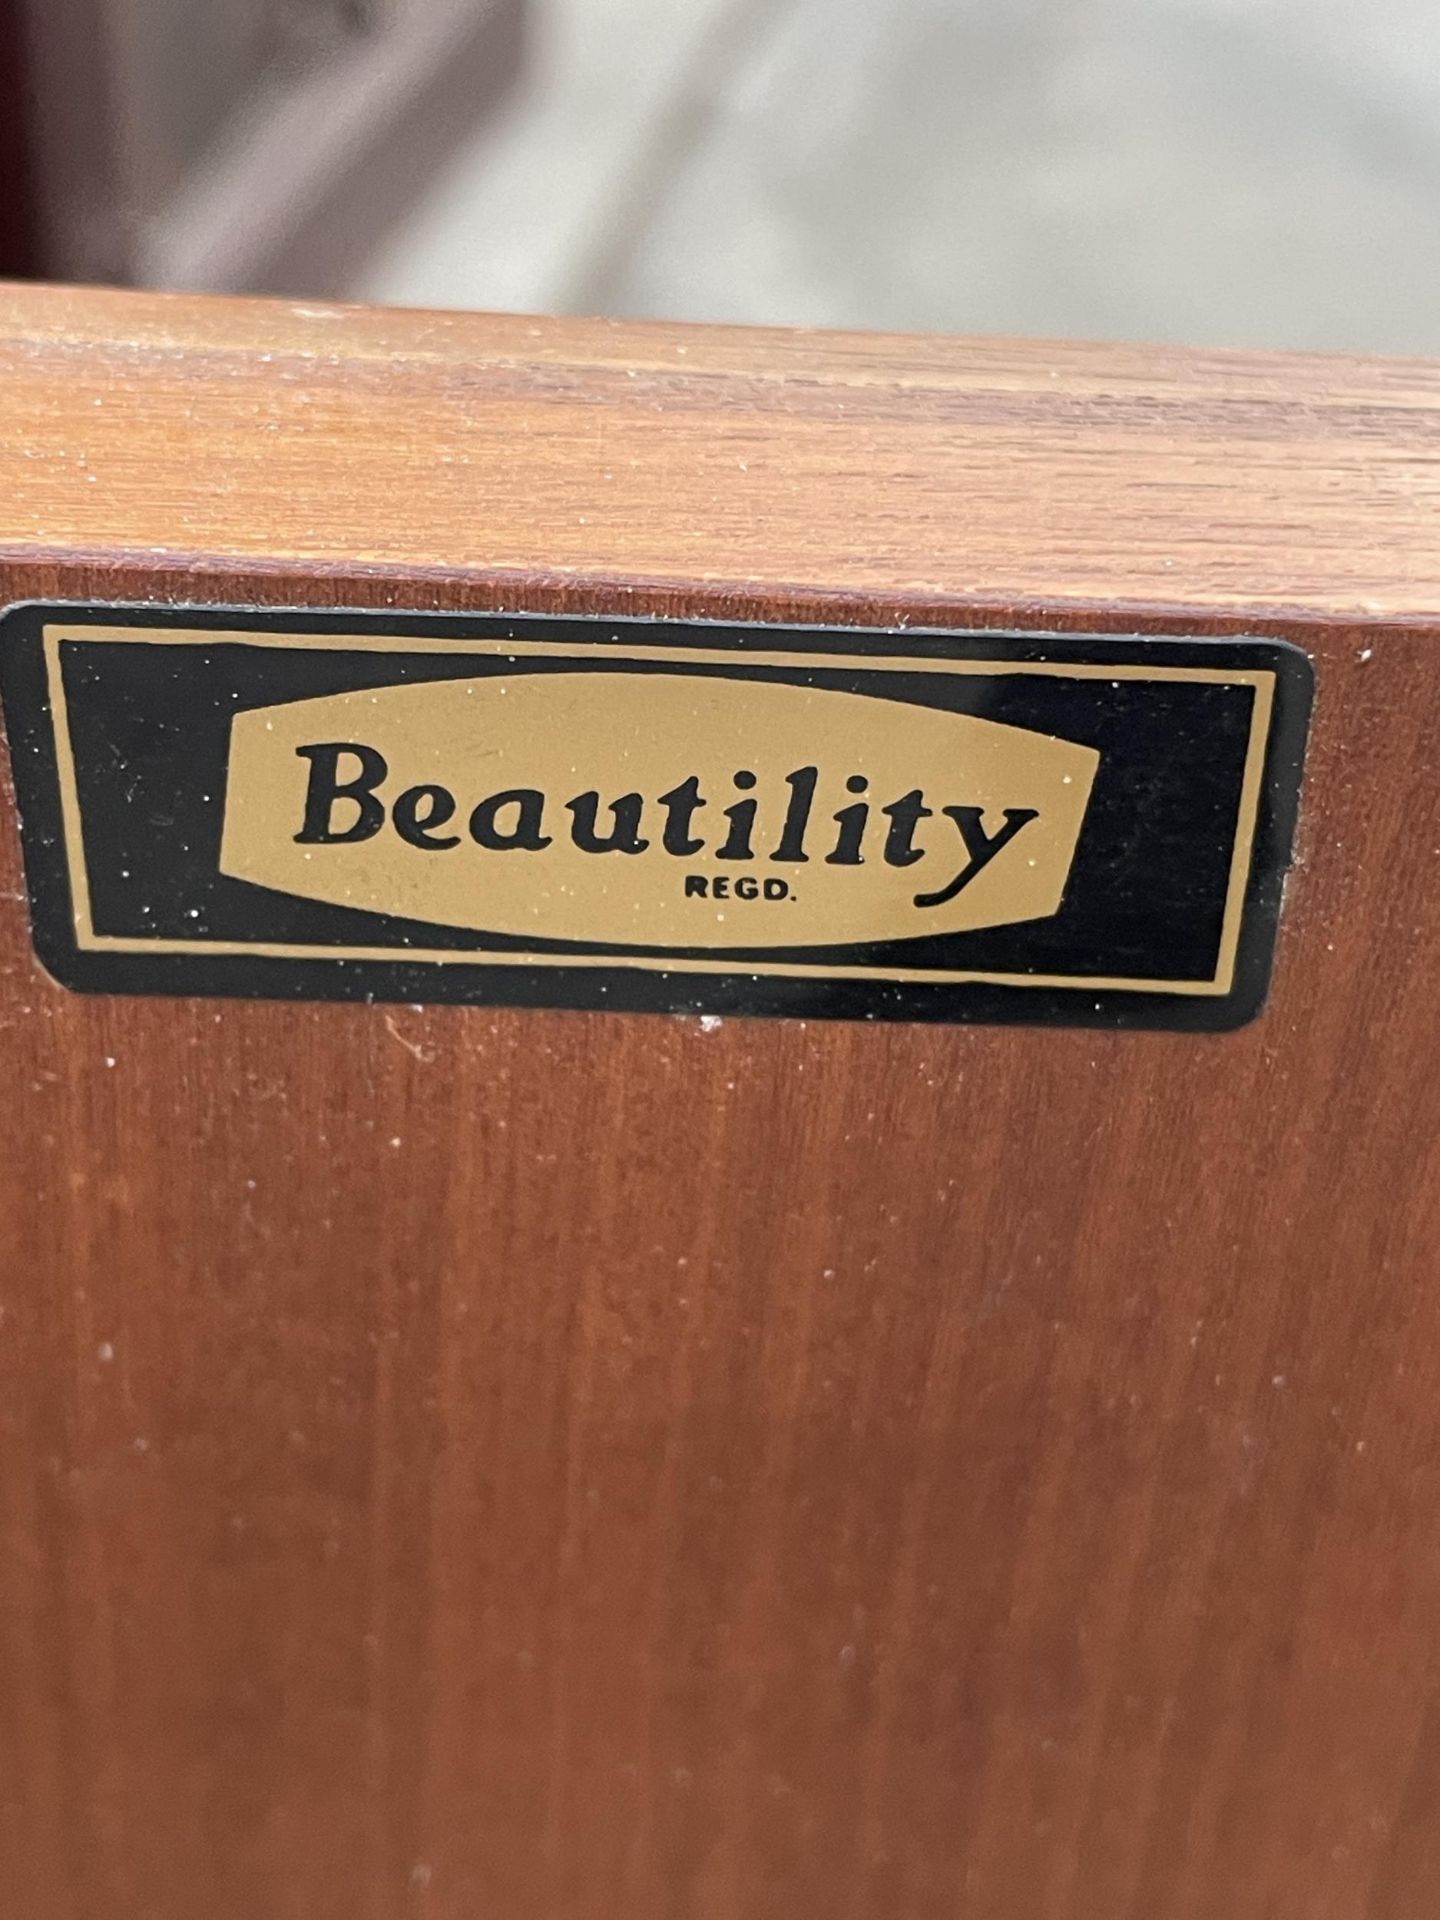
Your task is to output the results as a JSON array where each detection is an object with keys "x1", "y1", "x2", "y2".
[{"x1": 1, "y1": 287, "x2": 1439, "y2": 1919}]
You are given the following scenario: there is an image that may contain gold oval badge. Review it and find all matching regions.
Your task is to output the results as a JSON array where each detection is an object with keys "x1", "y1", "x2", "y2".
[{"x1": 220, "y1": 671, "x2": 1099, "y2": 950}]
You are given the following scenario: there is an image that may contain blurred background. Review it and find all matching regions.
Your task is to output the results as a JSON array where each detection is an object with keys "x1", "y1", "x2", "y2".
[{"x1": 3, "y1": 0, "x2": 1440, "y2": 352}]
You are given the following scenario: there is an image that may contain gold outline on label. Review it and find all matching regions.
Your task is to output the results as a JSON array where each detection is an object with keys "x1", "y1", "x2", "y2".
[{"x1": 44, "y1": 623, "x2": 1277, "y2": 997}]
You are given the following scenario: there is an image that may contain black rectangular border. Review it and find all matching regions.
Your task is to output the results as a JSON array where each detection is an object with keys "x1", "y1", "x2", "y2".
[{"x1": 0, "y1": 602, "x2": 1313, "y2": 1030}]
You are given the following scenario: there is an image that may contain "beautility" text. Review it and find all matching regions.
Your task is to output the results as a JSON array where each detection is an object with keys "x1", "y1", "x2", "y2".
[{"x1": 293, "y1": 743, "x2": 1042, "y2": 911}]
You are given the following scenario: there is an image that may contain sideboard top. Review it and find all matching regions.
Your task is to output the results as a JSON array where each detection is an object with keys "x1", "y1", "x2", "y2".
[{"x1": 0, "y1": 281, "x2": 1435, "y2": 627}]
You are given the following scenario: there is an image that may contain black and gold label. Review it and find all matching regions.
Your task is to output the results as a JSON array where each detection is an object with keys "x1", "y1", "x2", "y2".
[{"x1": 0, "y1": 605, "x2": 1312, "y2": 1028}]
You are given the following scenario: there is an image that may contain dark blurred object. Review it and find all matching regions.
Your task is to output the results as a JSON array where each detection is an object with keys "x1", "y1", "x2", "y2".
[
  {"x1": 0, "y1": 0, "x2": 42, "y2": 276},
  {"x1": 2, "y1": 0, "x2": 527, "y2": 294}
]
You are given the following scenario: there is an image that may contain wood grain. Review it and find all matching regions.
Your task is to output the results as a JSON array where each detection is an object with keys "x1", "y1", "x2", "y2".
[{"x1": 1, "y1": 284, "x2": 1439, "y2": 1920}]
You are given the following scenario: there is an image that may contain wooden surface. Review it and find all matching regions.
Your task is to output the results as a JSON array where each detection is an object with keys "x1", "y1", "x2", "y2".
[{"x1": 2, "y1": 284, "x2": 1440, "y2": 1920}]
